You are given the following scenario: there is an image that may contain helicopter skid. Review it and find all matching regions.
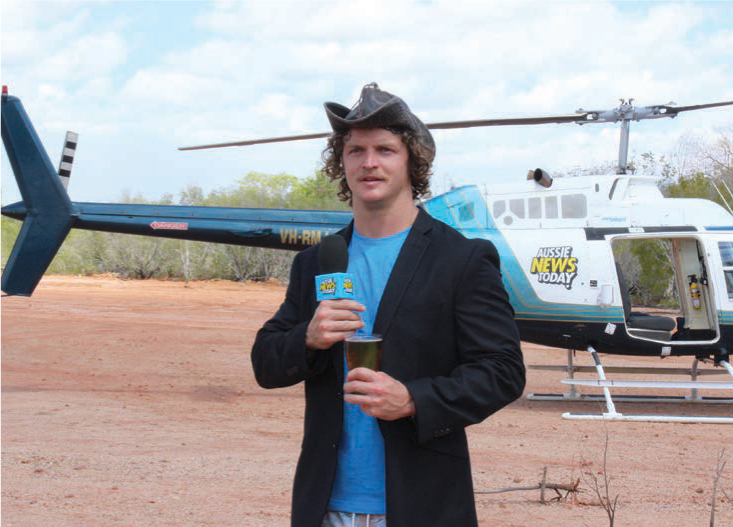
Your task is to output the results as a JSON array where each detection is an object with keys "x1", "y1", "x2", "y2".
[
  {"x1": 527, "y1": 393, "x2": 733, "y2": 404},
  {"x1": 561, "y1": 412, "x2": 733, "y2": 424},
  {"x1": 528, "y1": 347, "x2": 733, "y2": 423}
]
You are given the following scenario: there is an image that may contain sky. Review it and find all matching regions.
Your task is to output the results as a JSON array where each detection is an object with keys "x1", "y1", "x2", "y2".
[{"x1": 2, "y1": 0, "x2": 732, "y2": 206}]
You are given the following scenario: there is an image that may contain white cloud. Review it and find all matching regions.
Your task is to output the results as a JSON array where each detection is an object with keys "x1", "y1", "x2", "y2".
[
  {"x1": 42, "y1": 32, "x2": 128, "y2": 81},
  {"x1": 122, "y1": 69, "x2": 224, "y2": 105}
]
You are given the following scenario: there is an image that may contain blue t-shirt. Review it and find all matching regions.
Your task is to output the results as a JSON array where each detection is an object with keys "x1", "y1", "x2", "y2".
[{"x1": 327, "y1": 227, "x2": 409, "y2": 514}]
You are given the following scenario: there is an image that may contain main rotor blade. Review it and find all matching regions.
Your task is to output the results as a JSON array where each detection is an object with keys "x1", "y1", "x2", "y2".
[
  {"x1": 657, "y1": 100, "x2": 733, "y2": 115},
  {"x1": 425, "y1": 113, "x2": 592, "y2": 130},
  {"x1": 178, "y1": 131, "x2": 333, "y2": 151},
  {"x1": 178, "y1": 113, "x2": 592, "y2": 151}
]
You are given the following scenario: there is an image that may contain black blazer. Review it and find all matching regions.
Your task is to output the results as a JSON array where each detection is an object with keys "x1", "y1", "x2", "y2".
[{"x1": 252, "y1": 208, "x2": 525, "y2": 527}]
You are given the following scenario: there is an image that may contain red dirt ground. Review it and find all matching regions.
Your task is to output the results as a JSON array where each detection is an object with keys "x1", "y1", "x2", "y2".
[{"x1": 2, "y1": 275, "x2": 732, "y2": 526}]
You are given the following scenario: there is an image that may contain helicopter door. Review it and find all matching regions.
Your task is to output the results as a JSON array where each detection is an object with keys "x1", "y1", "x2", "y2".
[
  {"x1": 672, "y1": 238, "x2": 716, "y2": 340},
  {"x1": 613, "y1": 236, "x2": 718, "y2": 344}
]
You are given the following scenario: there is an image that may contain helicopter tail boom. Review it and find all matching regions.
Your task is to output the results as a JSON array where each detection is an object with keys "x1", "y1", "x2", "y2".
[{"x1": 1, "y1": 92, "x2": 76, "y2": 296}]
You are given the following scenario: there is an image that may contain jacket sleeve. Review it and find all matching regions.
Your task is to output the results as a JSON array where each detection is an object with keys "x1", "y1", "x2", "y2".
[
  {"x1": 404, "y1": 240, "x2": 526, "y2": 445},
  {"x1": 250, "y1": 250, "x2": 330, "y2": 389}
]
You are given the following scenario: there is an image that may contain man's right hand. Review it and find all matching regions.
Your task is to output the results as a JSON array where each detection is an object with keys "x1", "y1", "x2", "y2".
[{"x1": 305, "y1": 299, "x2": 365, "y2": 350}]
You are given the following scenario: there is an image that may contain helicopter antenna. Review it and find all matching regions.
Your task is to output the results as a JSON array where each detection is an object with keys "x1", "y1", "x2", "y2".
[{"x1": 705, "y1": 175, "x2": 733, "y2": 216}]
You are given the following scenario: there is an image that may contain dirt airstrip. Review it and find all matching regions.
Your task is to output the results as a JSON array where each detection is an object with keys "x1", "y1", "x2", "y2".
[{"x1": 2, "y1": 275, "x2": 732, "y2": 526}]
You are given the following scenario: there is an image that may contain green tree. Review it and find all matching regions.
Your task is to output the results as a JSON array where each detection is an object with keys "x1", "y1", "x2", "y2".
[
  {"x1": 216, "y1": 171, "x2": 300, "y2": 208},
  {"x1": 634, "y1": 151, "x2": 677, "y2": 181},
  {"x1": 291, "y1": 170, "x2": 349, "y2": 210},
  {"x1": 614, "y1": 238, "x2": 679, "y2": 308},
  {"x1": 179, "y1": 185, "x2": 207, "y2": 206},
  {"x1": 1, "y1": 216, "x2": 21, "y2": 268},
  {"x1": 663, "y1": 173, "x2": 717, "y2": 201}
]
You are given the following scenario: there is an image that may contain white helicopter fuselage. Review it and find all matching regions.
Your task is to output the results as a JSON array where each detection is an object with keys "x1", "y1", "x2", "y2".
[{"x1": 424, "y1": 174, "x2": 733, "y2": 359}]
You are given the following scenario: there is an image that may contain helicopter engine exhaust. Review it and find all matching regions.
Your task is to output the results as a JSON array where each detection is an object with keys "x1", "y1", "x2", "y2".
[{"x1": 528, "y1": 168, "x2": 553, "y2": 188}]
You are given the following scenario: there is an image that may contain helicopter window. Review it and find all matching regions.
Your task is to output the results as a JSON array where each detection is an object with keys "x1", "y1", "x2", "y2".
[
  {"x1": 720, "y1": 242, "x2": 733, "y2": 266},
  {"x1": 510, "y1": 199, "x2": 525, "y2": 218},
  {"x1": 459, "y1": 202, "x2": 475, "y2": 221},
  {"x1": 719, "y1": 242, "x2": 733, "y2": 300},
  {"x1": 528, "y1": 197, "x2": 542, "y2": 219},
  {"x1": 545, "y1": 196, "x2": 558, "y2": 218},
  {"x1": 561, "y1": 194, "x2": 587, "y2": 218},
  {"x1": 492, "y1": 200, "x2": 506, "y2": 218}
]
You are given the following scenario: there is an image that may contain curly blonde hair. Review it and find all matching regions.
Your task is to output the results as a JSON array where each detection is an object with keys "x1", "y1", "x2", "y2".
[{"x1": 321, "y1": 126, "x2": 433, "y2": 204}]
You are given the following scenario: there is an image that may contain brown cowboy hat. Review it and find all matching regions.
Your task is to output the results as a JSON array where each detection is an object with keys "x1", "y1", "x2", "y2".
[{"x1": 324, "y1": 83, "x2": 435, "y2": 162}]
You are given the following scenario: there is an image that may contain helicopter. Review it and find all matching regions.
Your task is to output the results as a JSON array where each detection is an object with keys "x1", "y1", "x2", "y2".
[{"x1": 2, "y1": 85, "x2": 733, "y2": 421}]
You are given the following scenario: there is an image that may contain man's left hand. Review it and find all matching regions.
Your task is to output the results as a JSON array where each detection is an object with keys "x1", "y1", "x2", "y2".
[{"x1": 343, "y1": 368, "x2": 416, "y2": 421}]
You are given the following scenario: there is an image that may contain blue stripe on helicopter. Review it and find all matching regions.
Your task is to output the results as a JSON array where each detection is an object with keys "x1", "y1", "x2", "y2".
[
  {"x1": 706, "y1": 226, "x2": 733, "y2": 231},
  {"x1": 422, "y1": 185, "x2": 626, "y2": 323}
]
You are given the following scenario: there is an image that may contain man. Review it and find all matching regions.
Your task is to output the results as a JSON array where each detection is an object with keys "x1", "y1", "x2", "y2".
[{"x1": 251, "y1": 83, "x2": 525, "y2": 527}]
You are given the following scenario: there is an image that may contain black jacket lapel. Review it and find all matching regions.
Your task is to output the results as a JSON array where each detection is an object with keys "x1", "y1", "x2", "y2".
[{"x1": 373, "y1": 209, "x2": 433, "y2": 338}]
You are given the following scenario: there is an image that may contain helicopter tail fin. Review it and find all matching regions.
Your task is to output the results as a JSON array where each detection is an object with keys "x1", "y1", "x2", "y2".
[{"x1": 2, "y1": 90, "x2": 76, "y2": 296}]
